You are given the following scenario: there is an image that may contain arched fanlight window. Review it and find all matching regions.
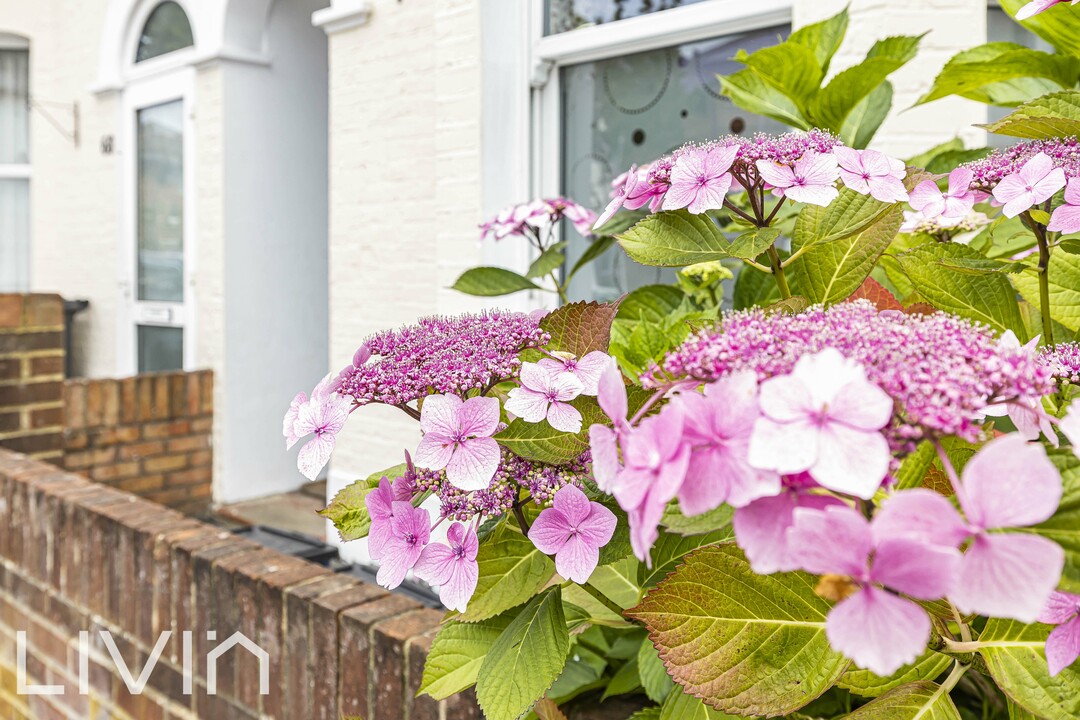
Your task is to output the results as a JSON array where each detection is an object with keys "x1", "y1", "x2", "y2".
[{"x1": 135, "y1": 1, "x2": 194, "y2": 63}]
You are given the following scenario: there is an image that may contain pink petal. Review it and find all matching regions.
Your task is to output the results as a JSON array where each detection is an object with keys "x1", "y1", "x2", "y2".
[
  {"x1": 832, "y1": 146, "x2": 863, "y2": 175},
  {"x1": 686, "y1": 174, "x2": 732, "y2": 215},
  {"x1": 1019, "y1": 152, "x2": 1056, "y2": 185},
  {"x1": 678, "y1": 447, "x2": 734, "y2": 516},
  {"x1": 571, "y1": 352, "x2": 610, "y2": 395},
  {"x1": 611, "y1": 467, "x2": 655, "y2": 513},
  {"x1": 872, "y1": 489, "x2": 969, "y2": 548},
  {"x1": 414, "y1": 434, "x2": 454, "y2": 472},
  {"x1": 959, "y1": 434, "x2": 1062, "y2": 530},
  {"x1": 660, "y1": 181, "x2": 698, "y2": 212},
  {"x1": 365, "y1": 477, "x2": 397, "y2": 522},
  {"x1": 556, "y1": 533, "x2": 601, "y2": 583},
  {"x1": 703, "y1": 145, "x2": 738, "y2": 176},
  {"x1": 1002, "y1": 190, "x2": 1037, "y2": 219},
  {"x1": 579, "y1": 503, "x2": 618, "y2": 548},
  {"x1": 519, "y1": 362, "x2": 551, "y2": 393},
  {"x1": 367, "y1": 516, "x2": 394, "y2": 561},
  {"x1": 725, "y1": 460, "x2": 782, "y2": 509},
  {"x1": 549, "y1": 372, "x2": 585, "y2": 402},
  {"x1": 757, "y1": 373, "x2": 815, "y2": 422},
  {"x1": 1065, "y1": 177, "x2": 1080, "y2": 205},
  {"x1": 733, "y1": 493, "x2": 800, "y2": 574},
  {"x1": 1046, "y1": 617, "x2": 1080, "y2": 676},
  {"x1": 797, "y1": 152, "x2": 841, "y2": 186},
  {"x1": 589, "y1": 424, "x2": 621, "y2": 491},
  {"x1": 420, "y1": 394, "x2": 463, "y2": 437},
  {"x1": 867, "y1": 176, "x2": 909, "y2": 204},
  {"x1": 828, "y1": 379, "x2": 893, "y2": 431},
  {"x1": 747, "y1": 417, "x2": 820, "y2": 476},
  {"x1": 457, "y1": 396, "x2": 500, "y2": 438},
  {"x1": 597, "y1": 358, "x2": 628, "y2": 422},
  {"x1": 1049, "y1": 204, "x2": 1080, "y2": 234},
  {"x1": 787, "y1": 505, "x2": 872, "y2": 578},
  {"x1": 1039, "y1": 591, "x2": 1080, "y2": 625},
  {"x1": 414, "y1": 542, "x2": 457, "y2": 586},
  {"x1": 870, "y1": 538, "x2": 959, "y2": 600},
  {"x1": 947, "y1": 167, "x2": 974, "y2": 196},
  {"x1": 952, "y1": 533, "x2": 1065, "y2": 622},
  {"x1": 376, "y1": 539, "x2": 423, "y2": 589},
  {"x1": 791, "y1": 348, "x2": 866, "y2": 407},
  {"x1": 505, "y1": 387, "x2": 550, "y2": 423},
  {"x1": 755, "y1": 160, "x2": 795, "y2": 189},
  {"x1": 826, "y1": 588, "x2": 931, "y2": 677},
  {"x1": 839, "y1": 170, "x2": 872, "y2": 196},
  {"x1": 439, "y1": 560, "x2": 479, "y2": 613},
  {"x1": 553, "y1": 484, "x2": 592, "y2": 526},
  {"x1": 810, "y1": 421, "x2": 891, "y2": 499},
  {"x1": 529, "y1": 508, "x2": 572, "y2": 555},
  {"x1": 785, "y1": 183, "x2": 839, "y2": 207},
  {"x1": 546, "y1": 401, "x2": 583, "y2": 433},
  {"x1": 297, "y1": 434, "x2": 335, "y2": 480},
  {"x1": 909, "y1": 180, "x2": 945, "y2": 216},
  {"x1": 445, "y1": 436, "x2": 501, "y2": 491},
  {"x1": 1032, "y1": 167, "x2": 1067, "y2": 204}
]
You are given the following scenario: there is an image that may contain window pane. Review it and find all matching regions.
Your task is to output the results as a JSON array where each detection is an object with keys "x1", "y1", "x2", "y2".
[
  {"x1": 546, "y1": 0, "x2": 712, "y2": 35},
  {"x1": 137, "y1": 325, "x2": 183, "y2": 373},
  {"x1": 0, "y1": 179, "x2": 30, "y2": 291},
  {"x1": 135, "y1": 1, "x2": 194, "y2": 63},
  {"x1": 137, "y1": 100, "x2": 184, "y2": 302},
  {"x1": 0, "y1": 49, "x2": 29, "y2": 164},
  {"x1": 986, "y1": 8, "x2": 1055, "y2": 148},
  {"x1": 561, "y1": 27, "x2": 789, "y2": 301}
]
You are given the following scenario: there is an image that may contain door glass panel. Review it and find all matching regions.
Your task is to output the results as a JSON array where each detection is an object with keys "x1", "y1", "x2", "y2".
[
  {"x1": 0, "y1": 49, "x2": 29, "y2": 164},
  {"x1": 137, "y1": 100, "x2": 184, "y2": 302},
  {"x1": 0, "y1": 178, "x2": 30, "y2": 291},
  {"x1": 546, "y1": 0, "x2": 711, "y2": 35},
  {"x1": 137, "y1": 325, "x2": 183, "y2": 373},
  {"x1": 561, "y1": 26, "x2": 789, "y2": 301},
  {"x1": 135, "y1": 2, "x2": 195, "y2": 63}
]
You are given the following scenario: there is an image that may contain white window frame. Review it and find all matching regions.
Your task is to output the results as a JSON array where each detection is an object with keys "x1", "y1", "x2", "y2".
[
  {"x1": 527, "y1": 0, "x2": 794, "y2": 200},
  {"x1": 116, "y1": 1, "x2": 199, "y2": 375},
  {"x1": 0, "y1": 34, "x2": 31, "y2": 291}
]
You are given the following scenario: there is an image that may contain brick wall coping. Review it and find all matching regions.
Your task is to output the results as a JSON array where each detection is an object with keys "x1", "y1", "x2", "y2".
[{"x1": 0, "y1": 448, "x2": 474, "y2": 719}]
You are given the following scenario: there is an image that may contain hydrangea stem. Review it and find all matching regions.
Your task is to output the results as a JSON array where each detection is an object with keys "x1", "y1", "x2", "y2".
[
  {"x1": 1021, "y1": 211, "x2": 1055, "y2": 346},
  {"x1": 766, "y1": 246, "x2": 792, "y2": 299},
  {"x1": 578, "y1": 581, "x2": 625, "y2": 617}
]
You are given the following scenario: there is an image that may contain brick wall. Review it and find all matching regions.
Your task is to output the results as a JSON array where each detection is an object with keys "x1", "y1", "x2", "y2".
[
  {"x1": 62, "y1": 372, "x2": 214, "y2": 516},
  {"x1": 0, "y1": 448, "x2": 477, "y2": 719},
  {"x1": 0, "y1": 295, "x2": 65, "y2": 465}
]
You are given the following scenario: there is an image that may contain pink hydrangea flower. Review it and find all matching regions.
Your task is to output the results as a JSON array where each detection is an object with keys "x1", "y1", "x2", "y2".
[
  {"x1": 1049, "y1": 177, "x2": 1080, "y2": 234},
  {"x1": 747, "y1": 348, "x2": 893, "y2": 500},
  {"x1": 609, "y1": 405, "x2": 690, "y2": 565},
  {"x1": 538, "y1": 351, "x2": 611, "y2": 396},
  {"x1": 283, "y1": 391, "x2": 308, "y2": 450},
  {"x1": 529, "y1": 484, "x2": 617, "y2": 583},
  {"x1": 876, "y1": 435, "x2": 1064, "y2": 622},
  {"x1": 596, "y1": 166, "x2": 657, "y2": 228},
  {"x1": 287, "y1": 374, "x2": 353, "y2": 481},
  {"x1": 756, "y1": 151, "x2": 840, "y2": 207},
  {"x1": 671, "y1": 372, "x2": 780, "y2": 515},
  {"x1": 909, "y1": 168, "x2": 979, "y2": 226},
  {"x1": 365, "y1": 475, "x2": 415, "y2": 560},
  {"x1": 732, "y1": 474, "x2": 844, "y2": 574},
  {"x1": 992, "y1": 153, "x2": 1066, "y2": 218},
  {"x1": 1038, "y1": 591, "x2": 1080, "y2": 676},
  {"x1": 661, "y1": 145, "x2": 738, "y2": 214},
  {"x1": 982, "y1": 331, "x2": 1056, "y2": 445},
  {"x1": 1017, "y1": 0, "x2": 1078, "y2": 20},
  {"x1": 787, "y1": 504, "x2": 960, "y2": 676},
  {"x1": 834, "y1": 147, "x2": 909, "y2": 203},
  {"x1": 375, "y1": 502, "x2": 431, "y2": 590},
  {"x1": 589, "y1": 358, "x2": 630, "y2": 492},
  {"x1": 505, "y1": 362, "x2": 585, "y2": 433},
  {"x1": 414, "y1": 522, "x2": 479, "y2": 612},
  {"x1": 414, "y1": 395, "x2": 501, "y2": 492}
]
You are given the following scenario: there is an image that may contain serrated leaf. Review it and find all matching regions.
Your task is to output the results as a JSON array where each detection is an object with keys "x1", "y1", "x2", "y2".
[
  {"x1": 718, "y1": 68, "x2": 810, "y2": 129},
  {"x1": 541, "y1": 300, "x2": 619, "y2": 356},
  {"x1": 728, "y1": 227, "x2": 782, "y2": 260},
  {"x1": 660, "y1": 501, "x2": 734, "y2": 536},
  {"x1": 842, "y1": 680, "x2": 962, "y2": 719},
  {"x1": 937, "y1": 257, "x2": 1030, "y2": 274},
  {"x1": 895, "y1": 243, "x2": 1027, "y2": 338},
  {"x1": 618, "y1": 210, "x2": 731, "y2": 267},
  {"x1": 1012, "y1": 251, "x2": 1080, "y2": 333},
  {"x1": 978, "y1": 90, "x2": 1080, "y2": 139},
  {"x1": 999, "y1": 0, "x2": 1080, "y2": 59},
  {"x1": 660, "y1": 689, "x2": 741, "y2": 720},
  {"x1": 527, "y1": 242, "x2": 567, "y2": 279},
  {"x1": 495, "y1": 397, "x2": 605, "y2": 465},
  {"x1": 917, "y1": 42, "x2": 1079, "y2": 106},
  {"x1": 628, "y1": 544, "x2": 849, "y2": 716},
  {"x1": 741, "y1": 42, "x2": 824, "y2": 109},
  {"x1": 533, "y1": 697, "x2": 569, "y2": 720},
  {"x1": 588, "y1": 556, "x2": 642, "y2": 609},
  {"x1": 765, "y1": 295, "x2": 811, "y2": 315},
  {"x1": 456, "y1": 523, "x2": 555, "y2": 622},
  {"x1": 617, "y1": 285, "x2": 687, "y2": 324},
  {"x1": 638, "y1": 639, "x2": 675, "y2": 704},
  {"x1": 476, "y1": 587, "x2": 571, "y2": 720},
  {"x1": 894, "y1": 441, "x2": 936, "y2": 491},
  {"x1": 849, "y1": 276, "x2": 905, "y2": 312},
  {"x1": 838, "y1": 651, "x2": 951, "y2": 698},
  {"x1": 452, "y1": 266, "x2": 541, "y2": 296},
  {"x1": 1027, "y1": 449, "x2": 1080, "y2": 594},
  {"x1": 977, "y1": 618, "x2": 1080, "y2": 720},
  {"x1": 317, "y1": 463, "x2": 408, "y2": 541},
  {"x1": 788, "y1": 7, "x2": 848, "y2": 75},
  {"x1": 788, "y1": 199, "x2": 903, "y2": 305},
  {"x1": 638, "y1": 529, "x2": 734, "y2": 589},
  {"x1": 419, "y1": 614, "x2": 513, "y2": 699},
  {"x1": 628, "y1": 708, "x2": 663, "y2": 720}
]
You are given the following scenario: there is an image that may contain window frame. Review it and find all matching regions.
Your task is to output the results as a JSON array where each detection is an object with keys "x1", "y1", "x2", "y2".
[{"x1": 0, "y1": 34, "x2": 31, "y2": 292}]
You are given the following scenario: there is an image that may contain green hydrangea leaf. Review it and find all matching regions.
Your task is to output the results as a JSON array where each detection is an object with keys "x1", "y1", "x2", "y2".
[
  {"x1": 618, "y1": 211, "x2": 732, "y2": 267},
  {"x1": 419, "y1": 613, "x2": 513, "y2": 700},
  {"x1": 628, "y1": 544, "x2": 849, "y2": 716},
  {"x1": 455, "y1": 523, "x2": 555, "y2": 622},
  {"x1": 540, "y1": 300, "x2": 620, "y2": 356},
  {"x1": 841, "y1": 680, "x2": 962, "y2": 719},
  {"x1": 451, "y1": 266, "x2": 541, "y2": 296},
  {"x1": 1027, "y1": 449, "x2": 1080, "y2": 594},
  {"x1": 659, "y1": 690, "x2": 742, "y2": 720},
  {"x1": 317, "y1": 463, "x2": 407, "y2": 541},
  {"x1": 978, "y1": 90, "x2": 1080, "y2": 139},
  {"x1": 1012, "y1": 250, "x2": 1080, "y2": 333},
  {"x1": 527, "y1": 242, "x2": 567, "y2": 279},
  {"x1": 977, "y1": 619, "x2": 1080, "y2": 720},
  {"x1": 838, "y1": 651, "x2": 951, "y2": 698}
]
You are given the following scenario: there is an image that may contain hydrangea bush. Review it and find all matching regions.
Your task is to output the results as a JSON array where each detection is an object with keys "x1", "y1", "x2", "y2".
[{"x1": 285, "y1": 9, "x2": 1080, "y2": 720}]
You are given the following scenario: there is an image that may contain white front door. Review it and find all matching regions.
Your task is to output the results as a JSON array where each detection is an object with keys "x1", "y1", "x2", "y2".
[{"x1": 119, "y1": 70, "x2": 196, "y2": 374}]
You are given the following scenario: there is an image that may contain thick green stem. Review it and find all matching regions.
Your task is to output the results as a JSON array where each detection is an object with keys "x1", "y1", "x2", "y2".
[
  {"x1": 579, "y1": 581, "x2": 625, "y2": 617},
  {"x1": 766, "y1": 246, "x2": 791, "y2": 299},
  {"x1": 1022, "y1": 212, "x2": 1054, "y2": 346}
]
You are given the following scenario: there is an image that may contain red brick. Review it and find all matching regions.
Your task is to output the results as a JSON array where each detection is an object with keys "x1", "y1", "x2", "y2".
[
  {"x1": 1, "y1": 432, "x2": 62, "y2": 455},
  {"x1": 0, "y1": 331, "x2": 62, "y2": 353},
  {"x1": 168, "y1": 465, "x2": 211, "y2": 487},
  {"x1": 0, "y1": 294, "x2": 23, "y2": 327},
  {"x1": 120, "y1": 376, "x2": 137, "y2": 423},
  {"x1": 90, "y1": 462, "x2": 141, "y2": 482},
  {"x1": 167, "y1": 435, "x2": 208, "y2": 453},
  {"x1": 22, "y1": 294, "x2": 63, "y2": 328},
  {"x1": 0, "y1": 357, "x2": 19, "y2": 380},
  {"x1": 0, "y1": 381, "x2": 63, "y2": 409},
  {"x1": 371, "y1": 609, "x2": 444, "y2": 720},
  {"x1": 144, "y1": 454, "x2": 188, "y2": 473},
  {"x1": 0, "y1": 411, "x2": 19, "y2": 433},
  {"x1": 117, "y1": 440, "x2": 164, "y2": 461},
  {"x1": 153, "y1": 375, "x2": 171, "y2": 420},
  {"x1": 29, "y1": 354, "x2": 63, "y2": 377},
  {"x1": 143, "y1": 420, "x2": 190, "y2": 439},
  {"x1": 338, "y1": 594, "x2": 421, "y2": 720},
  {"x1": 29, "y1": 406, "x2": 63, "y2": 429},
  {"x1": 192, "y1": 416, "x2": 213, "y2": 434}
]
